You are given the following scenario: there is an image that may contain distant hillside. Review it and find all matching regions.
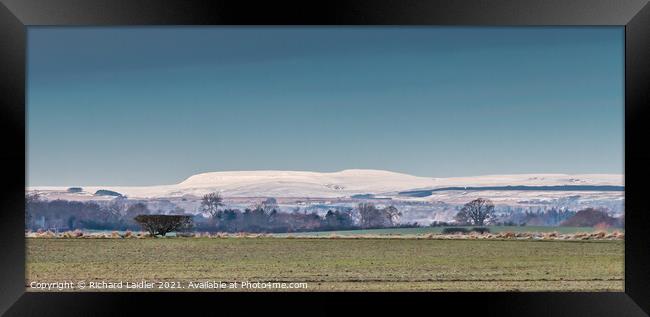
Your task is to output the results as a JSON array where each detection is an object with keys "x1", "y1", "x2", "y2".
[
  {"x1": 29, "y1": 170, "x2": 623, "y2": 199},
  {"x1": 400, "y1": 185, "x2": 625, "y2": 197}
]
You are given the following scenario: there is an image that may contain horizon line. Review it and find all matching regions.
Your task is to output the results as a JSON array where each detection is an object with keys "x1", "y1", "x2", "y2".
[{"x1": 26, "y1": 168, "x2": 625, "y2": 188}]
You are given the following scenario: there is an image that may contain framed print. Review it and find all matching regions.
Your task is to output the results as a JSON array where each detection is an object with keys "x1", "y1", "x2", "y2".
[{"x1": 1, "y1": 0, "x2": 649, "y2": 315}]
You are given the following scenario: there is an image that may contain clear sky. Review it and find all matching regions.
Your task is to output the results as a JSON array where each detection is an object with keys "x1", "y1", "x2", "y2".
[{"x1": 27, "y1": 27, "x2": 624, "y2": 186}]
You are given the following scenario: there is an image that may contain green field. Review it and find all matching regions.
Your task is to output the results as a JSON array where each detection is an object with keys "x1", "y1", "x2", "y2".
[
  {"x1": 26, "y1": 237, "x2": 623, "y2": 291},
  {"x1": 272, "y1": 226, "x2": 622, "y2": 237}
]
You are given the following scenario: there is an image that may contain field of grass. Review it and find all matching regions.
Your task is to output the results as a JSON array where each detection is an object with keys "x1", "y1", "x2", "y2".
[
  {"x1": 26, "y1": 237, "x2": 623, "y2": 291},
  {"x1": 271, "y1": 225, "x2": 622, "y2": 237}
]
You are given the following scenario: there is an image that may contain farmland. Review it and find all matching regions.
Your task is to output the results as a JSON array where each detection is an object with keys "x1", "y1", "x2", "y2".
[
  {"x1": 271, "y1": 226, "x2": 622, "y2": 237},
  {"x1": 26, "y1": 237, "x2": 623, "y2": 291}
]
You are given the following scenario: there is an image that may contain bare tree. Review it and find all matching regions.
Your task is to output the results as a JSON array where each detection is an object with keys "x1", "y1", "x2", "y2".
[
  {"x1": 383, "y1": 205, "x2": 402, "y2": 226},
  {"x1": 356, "y1": 203, "x2": 401, "y2": 228},
  {"x1": 134, "y1": 215, "x2": 192, "y2": 237},
  {"x1": 455, "y1": 198, "x2": 496, "y2": 226},
  {"x1": 259, "y1": 197, "x2": 279, "y2": 211},
  {"x1": 201, "y1": 192, "x2": 224, "y2": 219},
  {"x1": 357, "y1": 203, "x2": 378, "y2": 228}
]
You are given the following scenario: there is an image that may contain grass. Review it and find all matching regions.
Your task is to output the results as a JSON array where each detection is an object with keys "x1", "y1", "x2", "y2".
[
  {"x1": 271, "y1": 225, "x2": 622, "y2": 237},
  {"x1": 26, "y1": 237, "x2": 623, "y2": 291}
]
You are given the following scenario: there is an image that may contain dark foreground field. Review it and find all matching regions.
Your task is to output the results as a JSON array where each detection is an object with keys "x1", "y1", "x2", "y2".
[{"x1": 26, "y1": 238, "x2": 623, "y2": 291}]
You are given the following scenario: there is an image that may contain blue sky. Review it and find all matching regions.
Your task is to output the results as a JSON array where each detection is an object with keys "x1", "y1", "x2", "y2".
[{"x1": 27, "y1": 27, "x2": 624, "y2": 186}]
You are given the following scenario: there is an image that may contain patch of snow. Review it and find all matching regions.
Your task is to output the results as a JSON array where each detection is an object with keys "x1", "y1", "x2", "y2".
[{"x1": 28, "y1": 169, "x2": 623, "y2": 200}]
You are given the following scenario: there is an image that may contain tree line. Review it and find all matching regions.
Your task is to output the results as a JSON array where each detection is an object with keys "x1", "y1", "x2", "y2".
[
  {"x1": 451, "y1": 197, "x2": 622, "y2": 228},
  {"x1": 25, "y1": 193, "x2": 158, "y2": 231},
  {"x1": 25, "y1": 192, "x2": 621, "y2": 233},
  {"x1": 24, "y1": 192, "x2": 404, "y2": 233},
  {"x1": 195, "y1": 193, "x2": 404, "y2": 232}
]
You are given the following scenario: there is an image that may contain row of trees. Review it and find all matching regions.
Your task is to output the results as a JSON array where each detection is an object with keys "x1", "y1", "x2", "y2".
[
  {"x1": 453, "y1": 198, "x2": 622, "y2": 228},
  {"x1": 197, "y1": 193, "x2": 401, "y2": 232},
  {"x1": 25, "y1": 194, "x2": 165, "y2": 231},
  {"x1": 25, "y1": 192, "x2": 403, "y2": 233},
  {"x1": 500, "y1": 208, "x2": 577, "y2": 226},
  {"x1": 26, "y1": 191, "x2": 621, "y2": 232}
]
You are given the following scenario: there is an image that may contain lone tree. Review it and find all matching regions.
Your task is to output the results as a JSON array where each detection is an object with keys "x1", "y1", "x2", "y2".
[
  {"x1": 201, "y1": 192, "x2": 224, "y2": 220},
  {"x1": 455, "y1": 198, "x2": 496, "y2": 226},
  {"x1": 134, "y1": 215, "x2": 192, "y2": 237},
  {"x1": 259, "y1": 197, "x2": 279, "y2": 212},
  {"x1": 384, "y1": 205, "x2": 402, "y2": 225}
]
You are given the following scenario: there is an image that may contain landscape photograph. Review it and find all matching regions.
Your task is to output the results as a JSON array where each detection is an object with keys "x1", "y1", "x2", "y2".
[{"x1": 26, "y1": 26, "x2": 624, "y2": 291}]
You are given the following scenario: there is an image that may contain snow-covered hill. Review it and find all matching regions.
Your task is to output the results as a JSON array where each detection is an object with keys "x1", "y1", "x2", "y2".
[{"x1": 29, "y1": 169, "x2": 623, "y2": 200}]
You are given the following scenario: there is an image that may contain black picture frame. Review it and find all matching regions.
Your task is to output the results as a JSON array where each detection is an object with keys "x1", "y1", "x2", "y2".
[{"x1": 1, "y1": 0, "x2": 648, "y2": 316}]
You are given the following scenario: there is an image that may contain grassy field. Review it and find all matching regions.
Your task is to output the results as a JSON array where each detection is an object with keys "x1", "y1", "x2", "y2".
[
  {"x1": 271, "y1": 226, "x2": 622, "y2": 237},
  {"x1": 26, "y1": 237, "x2": 623, "y2": 291}
]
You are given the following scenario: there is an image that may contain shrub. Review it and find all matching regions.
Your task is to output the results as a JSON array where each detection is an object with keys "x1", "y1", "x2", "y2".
[
  {"x1": 133, "y1": 215, "x2": 193, "y2": 237},
  {"x1": 442, "y1": 227, "x2": 469, "y2": 234}
]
